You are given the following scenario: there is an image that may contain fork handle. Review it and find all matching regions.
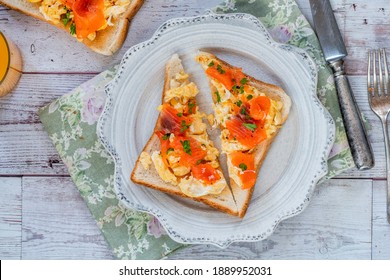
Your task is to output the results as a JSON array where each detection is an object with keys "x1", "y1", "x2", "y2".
[
  {"x1": 329, "y1": 60, "x2": 374, "y2": 170},
  {"x1": 380, "y1": 118, "x2": 390, "y2": 223}
]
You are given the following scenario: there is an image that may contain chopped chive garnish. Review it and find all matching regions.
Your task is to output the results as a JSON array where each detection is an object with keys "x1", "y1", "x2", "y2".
[
  {"x1": 177, "y1": 113, "x2": 183, "y2": 117},
  {"x1": 235, "y1": 100, "x2": 242, "y2": 107},
  {"x1": 162, "y1": 133, "x2": 171, "y2": 140},
  {"x1": 70, "y1": 23, "x2": 76, "y2": 35},
  {"x1": 239, "y1": 163, "x2": 247, "y2": 171},
  {"x1": 188, "y1": 102, "x2": 195, "y2": 114},
  {"x1": 208, "y1": 61, "x2": 215, "y2": 67},
  {"x1": 240, "y1": 78, "x2": 248, "y2": 85},
  {"x1": 62, "y1": 10, "x2": 71, "y2": 26},
  {"x1": 247, "y1": 95, "x2": 253, "y2": 100},
  {"x1": 181, "y1": 140, "x2": 192, "y2": 155},
  {"x1": 180, "y1": 120, "x2": 191, "y2": 133},
  {"x1": 214, "y1": 91, "x2": 221, "y2": 103},
  {"x1": 217, "y1": 64, "x2": 225, "y2": 74},
  {"x1": 243, "y1": 123, "x2": 257, "y2": 131}
]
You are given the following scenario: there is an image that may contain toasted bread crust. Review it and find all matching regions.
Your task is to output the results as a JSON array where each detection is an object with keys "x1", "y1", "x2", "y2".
[
  {"x1": 131, "y1": 54, "x2": 239, "y2": 217},
  {"x1": 0, "y1": 0, "x2": 144, "y2": 55},
  {"x1": 130, "y1": 135, "x2": 238, "y2": 216},
  {"x1": 196, "y1": 51, "x2": 291, "y2": 218}
]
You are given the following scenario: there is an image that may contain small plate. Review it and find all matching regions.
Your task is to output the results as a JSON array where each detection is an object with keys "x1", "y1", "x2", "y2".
[{"x1": 97, "y1": 12, "x2": 335, "y2": 248}]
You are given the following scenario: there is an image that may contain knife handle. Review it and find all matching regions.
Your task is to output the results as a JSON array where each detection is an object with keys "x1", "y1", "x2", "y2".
[{"x1": 329, "y1": 60, "x2": 374, "y2": 170}]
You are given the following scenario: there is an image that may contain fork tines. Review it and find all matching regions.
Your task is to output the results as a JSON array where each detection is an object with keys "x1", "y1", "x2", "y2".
[{"x1": 368, "y1": 48, "x2": 389, "y2": 97}]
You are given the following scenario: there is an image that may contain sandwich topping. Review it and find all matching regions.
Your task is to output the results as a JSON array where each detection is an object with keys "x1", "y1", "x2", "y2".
[
  {"x1": 28, "y1": 0, "x2": 132, "y2": 40},
  {"x1": 196, "y1": 54, "x2": 284, "y2": 190},
  {"x1": 152, "y1": 70, "x2": 226, "y2": 198}
]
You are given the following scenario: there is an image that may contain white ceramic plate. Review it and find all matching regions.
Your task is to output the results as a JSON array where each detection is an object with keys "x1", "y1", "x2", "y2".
[{"x1": 97, "y1": 12, "x2": 335, "y2": 248}]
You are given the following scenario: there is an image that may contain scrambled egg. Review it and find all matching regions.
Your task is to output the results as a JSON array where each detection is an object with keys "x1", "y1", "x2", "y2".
[
  {"x1": 189, "y1": 114, "x2": 207, "y2": 135},
  {"x1": 37, "y1": 0, "x2": 65, "y2": 24},
  {"x1": 164, "y1": 82, "x2": 199, "y2": 104},
  {"x1": 29, "y1": 0, "x2": 131, "y2": 40},
  {"x1": 151, "y1": 151, "x2": 178, "y2": 186},
  {"x1": 210, "y1": 79, "x2": 231, "y2": 102},
  {"x1": 221, "y1": 129, "x2": 248, "y2": 153},
  {"x1": 227, "y1": 157, "x2": 243, "y2": 187},
  {"x1": 139, "y1": 151, "x2": 152, "y2": 170},
  {"x1": 179, "y1": 171, "x2": 226, "y2": 198},
  {"x1": 213, "y1": 102, "x2": 232, "y2": 125}
]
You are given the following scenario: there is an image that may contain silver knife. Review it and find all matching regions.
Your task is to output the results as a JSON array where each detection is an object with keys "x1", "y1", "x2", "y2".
[{"x1": 309, "y1": 0, "x2": 374, "y2": 170}]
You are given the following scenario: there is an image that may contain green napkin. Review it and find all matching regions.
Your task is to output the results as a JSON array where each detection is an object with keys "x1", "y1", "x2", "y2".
[{"x1": 39, "y1": 0, "x2": 354, "y2": 260}]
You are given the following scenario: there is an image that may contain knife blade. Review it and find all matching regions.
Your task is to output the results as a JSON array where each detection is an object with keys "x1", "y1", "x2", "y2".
[{"x1": 310, "y1": 0, "x2": 374, "y2": 170}]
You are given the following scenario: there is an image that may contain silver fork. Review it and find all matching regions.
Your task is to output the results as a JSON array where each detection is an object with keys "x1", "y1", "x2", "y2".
[{"x1": 368, "y1": 48, "x2": 390, "y2": 223}]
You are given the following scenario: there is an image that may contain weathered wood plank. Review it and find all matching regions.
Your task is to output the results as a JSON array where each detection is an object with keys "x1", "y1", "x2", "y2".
[
  {"x1": 21, "y1": 177, "x2": 114, "y2": 259},
  {"x1": 0, "y1": 178, "x2": 22, "y2": 260},
  {"x1": 372, "y1": 180, "x2": 390, "y2": 260},
  {"x1": 169, "y1": 179, "x2": 372, "y2": 259},
  {"x1": 343, "y1": 0, "x2": 390, "y2": 75},
  {"x1": 0, "y1": 123, "x2": 68, "y2": 175},
  {"x1": 0, "y1": 73, "x2": 94, "y2": 125}
]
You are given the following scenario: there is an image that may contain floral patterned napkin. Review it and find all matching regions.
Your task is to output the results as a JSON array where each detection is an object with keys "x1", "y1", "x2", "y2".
[{"x1": 39, "y1": 0, "x2": 354, "y2": 260}]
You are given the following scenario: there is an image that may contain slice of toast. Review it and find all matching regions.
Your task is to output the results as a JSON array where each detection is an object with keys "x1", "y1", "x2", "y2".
[
  {"x1": 0, "y1": 0, "x2": 144, "y2": 55},
  {"x1": 196, "y1": 51, "x2": 292, "y2": 218},
  {"x1": 131, "y1": 54, "x2": 239, "y2": 217}
]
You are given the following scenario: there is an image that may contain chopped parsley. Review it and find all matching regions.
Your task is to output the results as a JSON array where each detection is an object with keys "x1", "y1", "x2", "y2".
[
  {"x1": 188, "y1": 102, "x2": 195, "y2": 114},
  {"x1": 247, "y1": 94, "x2": 253, "y2": 100},
  {"x1": 208, "y1": 61, "x2": 215, "y2": 67},
  {"x1": 177, "y1": 113, "x2": 183, "y2": 117},
  {"x1": 62, "y1": 10, "x2": 71, "y2": 26},
  {"x1": 70, "y1": 23, "x2": 76, "y2": 35},
  {"x1": 180, "y1": 120, "x2": 191, "y2": 133},
  {"x1": 217, "y1": 64, "x2": 225, "y2": 74},
  {"x1": 239, "y1": 163, "x2": 247, "y2": 171},
  {"x1": 214, "y1": 91, "x2": 221, "y2": 103},
  {"x1": 162, "y1": 133, "x2": 171, "y2": 140},
  {"x1": 232, "y1": 83, "x2": 244, "y2": 94},
  {"x1": 180, "y1": 140, "x2": 192, "y2": 155},
  {"x1": 243, "y1": 123, "x2": 257, "y2": 131},
  {"x1": 166, "y1": 148, "x2": 174, "y2": 154},
  {"x1": 196, "y1": 159, "x2": 203, "y2": 165},
  {"x1": 240, "y1": 78, "x2": 248, "y2": 85},
  {"x1": 235, "y1": 100, "x2": 242, "y2": 107}
]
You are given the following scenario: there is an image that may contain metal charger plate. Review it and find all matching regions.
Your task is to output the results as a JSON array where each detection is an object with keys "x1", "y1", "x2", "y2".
[{"x1": 97, "y1": 12, "x2": 335, "y2": 248}]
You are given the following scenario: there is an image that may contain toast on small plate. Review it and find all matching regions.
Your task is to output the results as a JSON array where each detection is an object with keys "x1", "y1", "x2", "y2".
[
  {"x1": 131, "y1": 54, "x2": 238, "y2": 217},
  {"x1": 196, "y1": 51, "x2": 292, "y2": 218}
]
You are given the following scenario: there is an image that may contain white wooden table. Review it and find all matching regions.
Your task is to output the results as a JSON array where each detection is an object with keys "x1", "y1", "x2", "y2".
[{"x1": 1, "y1": 0, "x2": 390, "y2": 260}]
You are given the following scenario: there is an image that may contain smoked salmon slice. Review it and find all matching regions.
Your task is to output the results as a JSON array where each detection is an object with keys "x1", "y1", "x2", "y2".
[{"x1": 225, "y1": 117, "x2": 267, "y2": 149}]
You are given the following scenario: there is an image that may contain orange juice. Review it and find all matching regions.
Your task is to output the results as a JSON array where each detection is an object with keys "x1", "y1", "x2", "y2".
[{"x1": 0, "y1": 32, "x2": 22, "y2": 97}]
